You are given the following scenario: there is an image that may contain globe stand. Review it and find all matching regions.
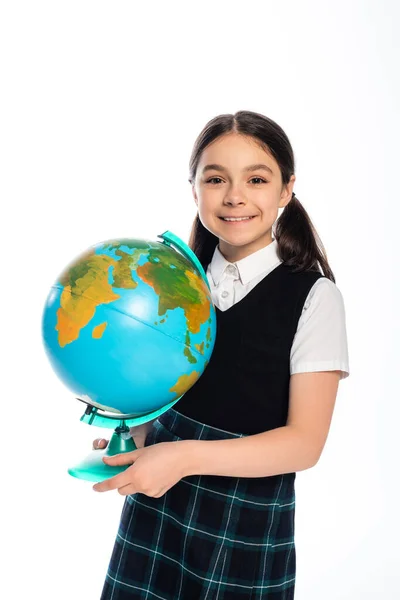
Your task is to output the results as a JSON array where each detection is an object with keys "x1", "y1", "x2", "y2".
[
  {"x1": 68, "y1": 422, "x2": 137, "y2": 482},
  {"x1": 68, "y1": 395, "x2": 182, "y2": 483}
]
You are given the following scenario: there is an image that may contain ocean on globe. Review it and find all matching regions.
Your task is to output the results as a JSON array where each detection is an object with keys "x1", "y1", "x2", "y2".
[{"x1": 42, "y1": 236, "x2": 216, "y2": 417}]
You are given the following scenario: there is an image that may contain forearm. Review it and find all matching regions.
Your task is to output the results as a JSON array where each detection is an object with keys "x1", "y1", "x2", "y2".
[{"x1": 181, "y1": 425, "x2": 318, "y2": 478}]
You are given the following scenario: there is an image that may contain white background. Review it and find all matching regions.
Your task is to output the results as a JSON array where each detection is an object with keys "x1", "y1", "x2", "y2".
[{"x1": 1, "y1": 1, "x2": 399, "y2": 598}]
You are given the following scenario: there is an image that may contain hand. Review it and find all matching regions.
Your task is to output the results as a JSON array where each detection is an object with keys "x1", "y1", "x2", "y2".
[
  {"x1": 92, "y1": 441, "x2": 190, "y2": 498},
  {"x1": 92, "y1": 438, "x2": 109, "y2": 450}
]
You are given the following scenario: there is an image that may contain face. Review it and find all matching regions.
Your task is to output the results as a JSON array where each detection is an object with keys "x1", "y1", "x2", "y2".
[{"x1": 192, "y1": 132, "x2": 295, "y2": 262}]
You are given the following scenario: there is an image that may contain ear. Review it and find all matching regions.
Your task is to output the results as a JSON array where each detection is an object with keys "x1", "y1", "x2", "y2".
[
  {"x1": 278, "y1": 192, "x2": 292, "y2": 209},
  {"x1": 279, "y1": 176, "x2": 295, "y2": 208},
  {"x1": 191, "y1": 184, "x2": 198, "y2": 207}
]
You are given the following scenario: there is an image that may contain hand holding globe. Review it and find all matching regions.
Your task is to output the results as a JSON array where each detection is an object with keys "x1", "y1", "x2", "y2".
[{"x1": 42, "y1": 231, "x2": 216, "y2": 483}]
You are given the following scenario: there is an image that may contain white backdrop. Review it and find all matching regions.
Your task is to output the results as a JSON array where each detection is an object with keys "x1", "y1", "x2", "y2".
[{"x1": 1, "y1": 1, "x2": 399, "y2": 598}]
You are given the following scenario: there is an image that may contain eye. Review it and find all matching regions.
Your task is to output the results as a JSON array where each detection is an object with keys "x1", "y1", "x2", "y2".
[
  {"x1": 205, "y1": 177, "x2": 223, "y2": 184},
  {"x1": 249, "y1": 177, "x2": 267, "y2": 184},
  {"x1": 205, "y1": 177, "x2": 268, "y2": 185}
]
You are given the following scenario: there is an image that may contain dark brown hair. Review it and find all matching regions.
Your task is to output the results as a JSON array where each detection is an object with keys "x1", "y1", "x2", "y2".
[{"x1": 187, "y1": 110, "x2": 335, "y2": 283}]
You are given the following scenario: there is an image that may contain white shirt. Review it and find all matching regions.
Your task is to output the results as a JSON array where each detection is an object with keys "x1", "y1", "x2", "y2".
[{"x1": 206, "y1": 239, "x2": 350, "y2": 380}]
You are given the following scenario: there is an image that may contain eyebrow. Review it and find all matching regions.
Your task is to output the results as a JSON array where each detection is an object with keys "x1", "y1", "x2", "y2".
[{"x1": 202, "y1": 163, "x2": 274, "y2": 176}]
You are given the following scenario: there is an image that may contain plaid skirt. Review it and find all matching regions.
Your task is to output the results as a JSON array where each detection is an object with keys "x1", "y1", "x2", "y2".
[{"x1": 100, "y1": 409, "x2": 296, "y2": 600}]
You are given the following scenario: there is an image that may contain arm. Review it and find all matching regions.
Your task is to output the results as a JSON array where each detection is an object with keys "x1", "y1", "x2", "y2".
[{"x1": 182, "y1": 371, "x2": 341, "y2": 478}]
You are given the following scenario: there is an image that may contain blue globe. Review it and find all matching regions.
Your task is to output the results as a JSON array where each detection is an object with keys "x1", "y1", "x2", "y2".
[{"x1": 42, "y1": 234, "x2": 216, "y2": 417}]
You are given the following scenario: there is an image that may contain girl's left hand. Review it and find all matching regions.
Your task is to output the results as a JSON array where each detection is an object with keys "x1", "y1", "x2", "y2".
[{"x1": 92, "y1": 441, "x2": 191, "y2": 498}]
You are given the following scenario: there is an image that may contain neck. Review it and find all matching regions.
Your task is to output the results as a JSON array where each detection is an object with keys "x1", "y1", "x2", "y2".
[{"x1": 218, "y1": 236, "x2": 274, "y2": 262}]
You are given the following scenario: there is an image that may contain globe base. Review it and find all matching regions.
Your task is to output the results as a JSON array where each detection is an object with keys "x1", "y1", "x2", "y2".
[{"x1": 68, "y1": 424, "x2": 137, "y2": 483}]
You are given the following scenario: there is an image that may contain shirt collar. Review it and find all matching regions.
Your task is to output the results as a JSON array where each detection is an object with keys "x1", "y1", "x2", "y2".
[{"x1": 208, "y1": 238, "x2": 282, "y2": 286}]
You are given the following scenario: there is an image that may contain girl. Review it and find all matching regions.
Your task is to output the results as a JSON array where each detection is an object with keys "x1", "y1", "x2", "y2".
[{"x1": 93, "y1": 110, "x2": 350, "y2": 599}]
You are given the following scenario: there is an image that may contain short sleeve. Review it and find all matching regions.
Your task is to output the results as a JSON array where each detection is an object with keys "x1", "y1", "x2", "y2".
[{"x1": 290, "y1": 278, "x2": 350, "y2": 380}]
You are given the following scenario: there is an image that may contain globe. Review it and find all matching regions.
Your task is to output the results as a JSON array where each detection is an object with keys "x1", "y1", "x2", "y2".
[{"x1": 42, "y1": 231, "x2": 216, "y2": 419}]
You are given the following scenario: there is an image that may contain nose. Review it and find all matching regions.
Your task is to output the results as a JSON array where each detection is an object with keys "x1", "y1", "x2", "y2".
[{"x1": 223, "y1": 193, "x2": 247, "y2": 207}]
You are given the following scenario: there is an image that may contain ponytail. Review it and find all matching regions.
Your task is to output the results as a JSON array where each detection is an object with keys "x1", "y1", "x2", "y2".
[{"x1": 274, "y1": 193, "x2": 335, "y2": 282}]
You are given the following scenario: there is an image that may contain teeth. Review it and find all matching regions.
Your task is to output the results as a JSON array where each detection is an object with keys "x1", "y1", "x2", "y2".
[{"x1": 222, "y1": 217, "x2": 253, "y2": 221}]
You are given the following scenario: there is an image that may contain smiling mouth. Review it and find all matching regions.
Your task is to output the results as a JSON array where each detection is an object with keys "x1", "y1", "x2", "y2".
[{"x1": 219, "y1": 216, "x2": 256, "y2": 222}]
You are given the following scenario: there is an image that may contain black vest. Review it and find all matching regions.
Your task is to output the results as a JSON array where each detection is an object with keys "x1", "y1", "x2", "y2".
[{"x1": 174, "y1": 263, "x2": 324, "y2": 435}]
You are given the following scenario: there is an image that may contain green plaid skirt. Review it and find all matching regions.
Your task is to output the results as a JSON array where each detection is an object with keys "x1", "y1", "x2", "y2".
[{"x1": 100, "y1": 408, "x2": 296, "y2": 599}]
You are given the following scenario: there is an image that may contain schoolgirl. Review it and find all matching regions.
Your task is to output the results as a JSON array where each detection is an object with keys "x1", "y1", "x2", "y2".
[{"x1": 94, "y1": 110, "x2": 350, "y2": 599}]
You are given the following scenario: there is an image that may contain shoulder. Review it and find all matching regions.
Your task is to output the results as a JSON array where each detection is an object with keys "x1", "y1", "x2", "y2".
[
  {"x1": 281, "y1": 264, "x2": 326, "y2": 287},
  {"x1": 281, "y1": 265, "x2": 341, "y2": 305},
  {"x1": 303, "y1": 276, "x2": 345, "y2": 313}
]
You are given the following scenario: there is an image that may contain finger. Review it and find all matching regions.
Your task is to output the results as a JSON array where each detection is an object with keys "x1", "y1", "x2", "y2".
[
  {"x1": 117, "y1": 483, "x2": 136, "y2": 496},
  {"x1": 93, "y1": 470, "x2": 131, "y2": 493},
  {"x1": 103, "y1": 450, "x2": 139, "y2": 466},
  {"x1": 92, "y1": 438, "x2": 108, "y2": 450}
]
